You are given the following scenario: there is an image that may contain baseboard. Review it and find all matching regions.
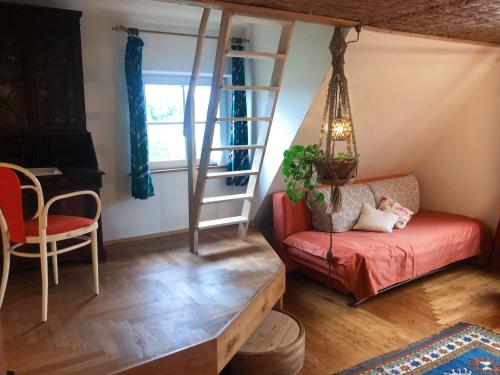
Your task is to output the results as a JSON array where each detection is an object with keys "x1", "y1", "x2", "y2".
[{"x1": 104, "y1": 228, "x2": 189, "y2": 246}]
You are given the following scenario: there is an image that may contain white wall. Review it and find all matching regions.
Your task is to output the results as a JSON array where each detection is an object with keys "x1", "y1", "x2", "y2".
[
  {"x1": 249, "y1": 21, "x2": 335, "y2": 222},
  {"x1": 255, "y1": 28, "x2": 500, "y2": 230},
  {"x1": 415, "y1": 61, "x2": 500, "y2": 230},
  {"x1": 84, "y1": 15, "x2": 245, "y2": 241},
  {"x1": 10, "y1": 0, "x2": 247, "y2": 241},
  {"x1": 88, "y1": 13, "x2": 257, "y2": 241},
  {"x1": 10, "y1": 0, "x2": 333, "y2": 242}
]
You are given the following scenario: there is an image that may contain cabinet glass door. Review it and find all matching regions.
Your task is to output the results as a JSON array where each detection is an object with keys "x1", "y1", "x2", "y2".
[
  {"x1": 32, "y1": 30, "x2": 79, "y2": 131},
  {"x1": 0, "y1": 28, "x2": 29, "y2": 129}
]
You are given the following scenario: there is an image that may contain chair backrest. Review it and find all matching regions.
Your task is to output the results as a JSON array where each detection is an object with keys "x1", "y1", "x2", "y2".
[{"x1": 0, "y1": 163, "x2": 43, "y2": 244}]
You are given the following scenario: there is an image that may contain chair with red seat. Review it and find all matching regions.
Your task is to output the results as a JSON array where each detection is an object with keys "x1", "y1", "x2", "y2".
[{"x1": 0, "y1": 162, "x2": 101, "y2": 322}]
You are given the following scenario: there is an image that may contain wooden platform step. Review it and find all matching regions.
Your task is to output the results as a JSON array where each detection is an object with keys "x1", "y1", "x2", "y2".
[
  {"x1": 216, "y1": 117, "x2": 272, "y2": 123},
  {"x1": 226, "y1": 50, "x2": 286, "y2": 60},
  {"x1": 198, "y1": 216, "x2": 248, "y2": 229},
  {"x1": 206, "y1": 170, "x2": 259, "y2": 179},
  {"x1": 232, "y1": 310, "x2": 305, "y2": 375},
  {"x1": 202, "y1": 193, "x2": 253, "y2": 205},
  {"x1": 212, "y1": 145, "x2": 265, "y2": 151},
  {"x1": 221, "y1": 85, "x2": 279, "y2": 91}
]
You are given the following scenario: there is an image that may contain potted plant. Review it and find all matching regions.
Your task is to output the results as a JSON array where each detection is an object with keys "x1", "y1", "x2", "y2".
[
  {"x1": 282, "y1": 144, "x2": 324, "y2": 204},
  {"x1": 282, "y1": 144, "x2": 358, "y2": 204}
]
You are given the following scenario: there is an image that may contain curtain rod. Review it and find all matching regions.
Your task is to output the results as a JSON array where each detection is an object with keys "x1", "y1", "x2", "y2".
[{"x1": 112, "y1": 25, "x2": 249, "y2": 43}]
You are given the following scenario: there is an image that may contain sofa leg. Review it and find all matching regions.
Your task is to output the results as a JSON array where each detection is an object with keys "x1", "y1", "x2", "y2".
[{"x1": 348, "y1": 297, "x2": 369, "y2": 307}]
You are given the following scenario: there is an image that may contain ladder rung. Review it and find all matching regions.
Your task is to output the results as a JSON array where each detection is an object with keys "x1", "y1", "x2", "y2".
[
  {"x1": 221, "y1": 85, "x2": 279, "y2": 91},
  {"x1": 212, "y1": 144, "x2": 265, "y2": 151},
  {"x1": 216, "y1": 117, "x2": 272, "y2": 123},
  {"x1": 206, "y1": 170, "x2": 259, "y2": 179},
  {"x1": 226, "y1": 50, "x2": 286, "y2": 60},
  {"x1": 198, "y1": 216, "x2": 248, "y2": 229},
  {"x1": 202, "y1": 193, "x2": 253, "y2": 205}
]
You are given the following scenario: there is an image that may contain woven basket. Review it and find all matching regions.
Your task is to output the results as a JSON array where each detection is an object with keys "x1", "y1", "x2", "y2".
[{"x1": 314, "y1": 158, "x2": 356, "y2": 181}]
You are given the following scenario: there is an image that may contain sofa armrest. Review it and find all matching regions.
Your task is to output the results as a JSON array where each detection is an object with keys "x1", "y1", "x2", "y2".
[{"x1": 273, "y1": 192, "x2": 313, "y2": 271}]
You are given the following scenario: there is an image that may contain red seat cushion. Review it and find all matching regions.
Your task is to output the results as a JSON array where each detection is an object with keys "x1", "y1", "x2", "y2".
[{"x1": 24, "y1": 215, "x2": 93, "y2": 237}]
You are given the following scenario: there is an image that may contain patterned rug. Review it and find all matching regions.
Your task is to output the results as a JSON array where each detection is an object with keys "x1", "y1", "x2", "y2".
[{"x1": 336, "y1": 323, "x2": 499, "y2": 375}]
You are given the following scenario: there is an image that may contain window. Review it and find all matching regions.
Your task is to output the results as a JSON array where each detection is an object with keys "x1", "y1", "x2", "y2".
[{"x1": 143, "y1": 75, "x2": 227, "y2": 169}]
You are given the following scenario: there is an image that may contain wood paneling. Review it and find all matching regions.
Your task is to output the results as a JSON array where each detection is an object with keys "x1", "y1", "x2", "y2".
[
  {"x1": 0, "y1": 226, "x2": 284, "y2": 374},
  {"x1": 283, "y1": 264, "x2": 500, "y2": 375},
  {"x1": 217, "y1": 266, "x2": 285, "y2": 371},
  {"x1": 161, "y1": 0, "x2": 500, "y2": 45}
]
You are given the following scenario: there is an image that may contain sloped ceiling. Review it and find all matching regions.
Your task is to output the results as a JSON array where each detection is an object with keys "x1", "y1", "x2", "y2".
[
  {"x1": 168, "y1": 0, "x2": 500, "y2": 45},
  {"x1": 254, "y1": 28, "x2": 499, "y2": 231}
]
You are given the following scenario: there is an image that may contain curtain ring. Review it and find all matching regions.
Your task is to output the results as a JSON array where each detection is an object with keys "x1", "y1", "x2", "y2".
[{"x1": 127, "y1": 28, "x2": 140, "y2": 36}]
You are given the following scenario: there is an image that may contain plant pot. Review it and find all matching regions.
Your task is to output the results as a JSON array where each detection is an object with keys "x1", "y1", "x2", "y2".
[{"x1": 314, "y1": 158, "x2": 357, "y2": 181}]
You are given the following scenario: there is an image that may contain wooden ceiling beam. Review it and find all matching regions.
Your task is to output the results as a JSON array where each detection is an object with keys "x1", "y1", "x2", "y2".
[{"x1": 157, "y1": 0, "x2": 359, "y2": 27}]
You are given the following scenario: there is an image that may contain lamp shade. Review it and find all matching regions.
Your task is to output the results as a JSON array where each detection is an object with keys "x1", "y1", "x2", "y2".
[{"x1": 331, "y1": 116, "x2": 352, "y2": 141}]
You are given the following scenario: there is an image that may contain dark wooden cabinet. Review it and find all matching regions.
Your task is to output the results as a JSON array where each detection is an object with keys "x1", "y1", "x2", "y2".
[
  {"x1": 0, "y1": 2, "x2": 105, "y2": 269},
  {"x1": 0, "y1": 3, "x2": 87, "y2": 134}
]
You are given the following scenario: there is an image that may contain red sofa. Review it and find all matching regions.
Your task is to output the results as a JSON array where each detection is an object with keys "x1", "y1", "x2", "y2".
[{"x1": 273, "y1": 176, "x2": 492, "y2": 304}]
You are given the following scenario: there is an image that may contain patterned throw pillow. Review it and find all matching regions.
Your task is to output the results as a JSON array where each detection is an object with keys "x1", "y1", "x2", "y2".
[
  {"x1": 367, "y1": 175, "x2": 420, "y2": 213},
  {"x1": 307, "y1": 183, "x2": 376, "y2": 233},
  {"x1": 378, "y1": 195, "x2": 414, "y2": 229}
]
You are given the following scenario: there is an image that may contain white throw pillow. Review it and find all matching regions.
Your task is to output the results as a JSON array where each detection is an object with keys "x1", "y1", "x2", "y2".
[{"x1": 353, "y1": 203, "x2": 399, "y2": 233}]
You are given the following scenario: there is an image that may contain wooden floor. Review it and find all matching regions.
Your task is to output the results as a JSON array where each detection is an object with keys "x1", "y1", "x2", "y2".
[
  {"x1": 0, "y1": 227, "x2": 284, "y2": 374},
  {"x1": 1, "y1": 228, "x2": 498, "y2": 375},
  {"x1": 283, "y1": 264, "x2": 500, "y2": 375}
]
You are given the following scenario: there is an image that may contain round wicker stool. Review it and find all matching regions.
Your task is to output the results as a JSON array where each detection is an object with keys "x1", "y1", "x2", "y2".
[{"x1": 231, "y1": 310, "x2": 305, "y2": 375}]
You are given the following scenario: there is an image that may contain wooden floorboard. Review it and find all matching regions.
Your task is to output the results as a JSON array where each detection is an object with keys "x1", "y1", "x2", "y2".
[
  {"x1": 0, "y1": 226, "x2": 284, "y2": 374},
  {"x1": 282, "y1": 264, "x2": 500, "y2": 375}
]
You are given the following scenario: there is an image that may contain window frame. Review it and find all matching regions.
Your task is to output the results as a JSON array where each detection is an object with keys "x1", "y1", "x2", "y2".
[{"x1": 142, "y1": 73, "x2": 230, "y2": 170}]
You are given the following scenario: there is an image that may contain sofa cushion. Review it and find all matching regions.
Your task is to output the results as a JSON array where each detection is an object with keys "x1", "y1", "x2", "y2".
[
  {"x1": 307, "y1": 183, "x2": 375, "y2": 233},
  {"x1": 283, "y1": 209, "x2": 490, "y2": 301},
  {"x1": 367, "y1": 175, "x2": 420, "y2": 213}
]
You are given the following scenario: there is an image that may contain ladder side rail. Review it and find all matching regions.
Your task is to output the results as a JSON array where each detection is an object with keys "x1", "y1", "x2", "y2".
[
  {"x1": 193, "y1": 11, "x2": 234, "y2": 231},
  {"x1": 184, "y1": 8, "x2": 211, "y2": 254},
  {"x1": 238, "y1": 23, "x2": 295, "y2": 238}
]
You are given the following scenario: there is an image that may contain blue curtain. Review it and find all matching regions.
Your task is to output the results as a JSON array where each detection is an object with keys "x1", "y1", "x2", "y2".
[
  {"x1": 226, "y1": 40, "x2": 250, "y2": 186},
  {"x1": 125, "y1": 30, "x2": 154, "y2": 199}
]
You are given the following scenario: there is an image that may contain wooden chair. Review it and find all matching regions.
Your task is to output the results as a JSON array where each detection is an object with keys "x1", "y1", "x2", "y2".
[{"x1": 0, "y1": 163, "x2": 101, "y2": 322}]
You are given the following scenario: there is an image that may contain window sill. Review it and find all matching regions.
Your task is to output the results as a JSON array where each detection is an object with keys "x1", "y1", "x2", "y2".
[{"x1": 150, "y1": 164, "x2": 227, "y2": 175}]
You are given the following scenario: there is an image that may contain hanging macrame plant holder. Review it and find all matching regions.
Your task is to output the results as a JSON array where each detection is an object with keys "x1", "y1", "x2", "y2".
[{"x1": 317, "y1": 26, "x2": 361, "y2": 286}]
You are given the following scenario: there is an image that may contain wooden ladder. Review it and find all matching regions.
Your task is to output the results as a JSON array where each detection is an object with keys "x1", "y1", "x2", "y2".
[{"x1": 184, "y1": 9, "x2": 295, "y2": 253}]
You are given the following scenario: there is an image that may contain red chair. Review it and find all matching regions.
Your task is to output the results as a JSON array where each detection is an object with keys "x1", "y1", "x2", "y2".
[{"x1": 0, "y1": 163, "x2": 101, "y2": 322}]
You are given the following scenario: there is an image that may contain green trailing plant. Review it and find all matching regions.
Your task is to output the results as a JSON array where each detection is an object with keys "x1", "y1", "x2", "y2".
[
  {"x1": 332, "y1": 151, "x2": 355, "y2": 162},
  {"x1": 282, "y1": 145, "x2": 358, "y2": 204},
  {"x1": 282, "y1": 144, "x2": 324, "y2": 204}
]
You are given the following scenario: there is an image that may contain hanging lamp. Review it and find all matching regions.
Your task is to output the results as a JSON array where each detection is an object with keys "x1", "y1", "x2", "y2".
[
  {"x1": 317, "y1": 26, "x2": 362, "y2": 288},
  {"x1": 316, "y1": 25, "x2": 361, "y2": 213}
]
